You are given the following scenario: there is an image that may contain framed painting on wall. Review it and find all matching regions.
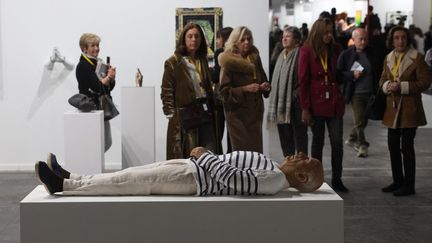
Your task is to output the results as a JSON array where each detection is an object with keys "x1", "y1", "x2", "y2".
[{"x1": 176, "y1": 7, "x2": 223, "y2": 65}]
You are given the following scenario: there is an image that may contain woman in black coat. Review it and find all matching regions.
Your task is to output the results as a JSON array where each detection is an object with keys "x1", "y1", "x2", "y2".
[{"x1": 76, "y1": 33, "x2": 116, "y2": 151}]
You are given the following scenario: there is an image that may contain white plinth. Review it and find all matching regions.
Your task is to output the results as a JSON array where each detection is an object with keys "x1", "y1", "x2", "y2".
[
  {"x1": 121, "y1": 87, "x2": 155, "y2": 168},
  {"x1": 422, "y1": 93, "x2": 432, "y2": 128},
  {"x1": 20, "y1": 183, "x2": 343, "y2": 243},
  {"x1": 64, "y1": 110, "x2": 104, "y2": 174}
]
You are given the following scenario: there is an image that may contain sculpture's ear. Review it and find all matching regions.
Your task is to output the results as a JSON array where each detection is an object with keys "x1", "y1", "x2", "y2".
[{"x1": 294, "y1": 171, "x2": 308, "y2": 183}]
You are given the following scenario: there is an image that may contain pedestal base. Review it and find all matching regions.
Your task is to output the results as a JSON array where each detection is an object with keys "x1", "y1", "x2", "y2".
[
  {"x1": 121, "y1": 87, "x2": 155, "y2": 168},
  {"x1": 64, "y1": 110, "x2": 104, "y2": 174},
  {"x1": 20, "y1": 183, "x2": 343, "y2": 243}
]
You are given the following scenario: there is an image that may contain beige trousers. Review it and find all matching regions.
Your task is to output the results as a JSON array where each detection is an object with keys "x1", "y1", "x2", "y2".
[{"x1": 63, "y1": 159, "x2": 197, "y2": 195}]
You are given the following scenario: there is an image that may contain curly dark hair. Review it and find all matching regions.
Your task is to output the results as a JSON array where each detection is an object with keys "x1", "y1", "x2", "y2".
[{"x1": 175, "y1": 22, "x2": 208, "y2": 59}]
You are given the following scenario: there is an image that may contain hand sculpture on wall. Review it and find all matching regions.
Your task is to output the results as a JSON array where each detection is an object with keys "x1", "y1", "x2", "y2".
[{"x1": 46, "y1": 47, "x2": 75, "y2": 71}]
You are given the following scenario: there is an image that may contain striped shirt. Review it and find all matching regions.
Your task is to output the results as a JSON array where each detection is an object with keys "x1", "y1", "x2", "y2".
[{"x1": 190, "y1": 151, "x2": 289, "y2": 196}]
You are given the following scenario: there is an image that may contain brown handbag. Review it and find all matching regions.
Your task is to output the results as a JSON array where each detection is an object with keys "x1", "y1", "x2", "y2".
[{"x1": 178, "y1": 99, "x2": 213, "y2": 130}]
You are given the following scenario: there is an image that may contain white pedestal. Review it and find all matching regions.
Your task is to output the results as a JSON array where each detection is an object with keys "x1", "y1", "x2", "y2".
[
  {"x1": 422, "y1": 93, "x2": 432, "y2": 128},
  {"x1": 64, "y1": 110, "x2": 104, "y2": 174},
  {"x1": 121, "y1": 87, "x2": 155, "y2": 168},
  {"x1": 20, "y1": 183, "x2": 343, "y2": 243}
]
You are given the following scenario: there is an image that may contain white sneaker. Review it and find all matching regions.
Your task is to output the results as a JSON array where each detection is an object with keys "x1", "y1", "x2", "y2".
[
  {"x1": 357, "y1": 146, "x2": 368, "y2": 158},
  {"x1": 345, "y1": 139, "x2": 356, "y2": 147}
]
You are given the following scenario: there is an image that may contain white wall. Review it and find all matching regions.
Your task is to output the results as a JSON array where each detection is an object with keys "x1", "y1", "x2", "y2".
[
  {"x1": 413, "y1": 0, "x2": 431, "y2": 32},
  {"x1": 0, "y1": 0, "x2": 269, "y2": 170},
  {"x1": 370, "y1": 0, "x2": 413, "y2": 29}
]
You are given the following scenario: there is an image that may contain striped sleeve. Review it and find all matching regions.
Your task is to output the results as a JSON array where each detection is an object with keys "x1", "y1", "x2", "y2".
[{"x1": 196, "y1": 151, "x2": 276, "y2": 195}]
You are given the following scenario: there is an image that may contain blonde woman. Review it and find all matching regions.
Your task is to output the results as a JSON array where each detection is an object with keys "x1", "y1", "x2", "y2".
[
  {"x1": 76, "y1": 33, "x2": 116, "y2": 151},
  {"x1": 219, "y1": 26, "x2": 270, "y2": 153}
]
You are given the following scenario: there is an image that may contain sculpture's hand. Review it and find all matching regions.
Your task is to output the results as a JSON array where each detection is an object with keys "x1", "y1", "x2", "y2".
[{"x1": 190, "y1": 147, "x2": 208, "y2": 159}]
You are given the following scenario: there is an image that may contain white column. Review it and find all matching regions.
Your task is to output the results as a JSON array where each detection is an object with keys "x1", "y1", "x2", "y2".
[
  {"x1": 64, "y1": 110, "x2": 104, "y2": 174},
  {"x1": 121, "y1": 87, "x2": 155, "y2": 168}
]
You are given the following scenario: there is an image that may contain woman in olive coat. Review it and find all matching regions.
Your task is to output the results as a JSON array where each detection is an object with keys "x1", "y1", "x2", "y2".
[{"x1": 161, "y1": 23, "x2": 219, "y2": 159}]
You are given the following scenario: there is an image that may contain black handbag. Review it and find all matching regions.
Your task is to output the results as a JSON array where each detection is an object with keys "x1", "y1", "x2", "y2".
[
  {"x1": 68, "y1": 93, "x2": 97, "y2": 112},
  {"x1": 99, "y1": 94, "x2": 119, "y2": 121},
  {"x1": 178, "y1": 99, "x2": 213, "y2": 130},
  {"x1": 366, "y1": 85, "x2": 386, "y2": 120}
]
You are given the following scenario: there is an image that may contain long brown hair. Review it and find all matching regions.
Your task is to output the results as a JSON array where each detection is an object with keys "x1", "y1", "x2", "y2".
[
  {"x1": 305, "y1": 18, "x2": 334, "y2": 57},
  {"x1": 175, "y1": 22, "x2": 208, "y2": 59}
]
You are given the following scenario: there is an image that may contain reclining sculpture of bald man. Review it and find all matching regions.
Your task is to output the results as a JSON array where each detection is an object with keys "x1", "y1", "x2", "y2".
[{"x1": 35, "y1": 147, "x2": 324, "y2": 196}]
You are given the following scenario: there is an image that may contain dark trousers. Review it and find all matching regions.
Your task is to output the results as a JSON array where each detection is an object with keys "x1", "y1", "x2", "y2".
[
  {"x1": 311, "y1": 117, "x2": 344, "y2": 180},
  {"x1": 387, "y1": 128, "x2": 417, "y2": 188},
  {"x1": 277, "y1": 101, "x2": 308, "y2": 156}
]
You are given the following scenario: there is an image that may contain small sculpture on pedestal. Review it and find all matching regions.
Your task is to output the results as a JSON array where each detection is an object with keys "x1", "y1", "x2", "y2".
[{"x1": 135, "y1": 68, "x2": 143, "y2": 87}]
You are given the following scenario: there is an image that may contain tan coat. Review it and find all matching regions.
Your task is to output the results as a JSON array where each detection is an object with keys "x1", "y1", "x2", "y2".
[
  {"x1": 380, "y1": 48, "x2": 432, "y2": 128},
  {"x1": 161, "y1": 53, "x2": 217, "y2": 159},
  {"x1": 219, "y1": 47, "x2": 269, "y2": 152}
]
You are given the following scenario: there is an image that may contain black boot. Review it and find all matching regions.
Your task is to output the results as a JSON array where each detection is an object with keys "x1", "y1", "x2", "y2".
[
  {"x1": 332, "y1": 178, "x2": 349, "y2": 192},
  {"x1": 381, "y1": 183, "x2": 402, "y2": 192},
  {"x1": 47, "y1": 153, "x2": 71, "y2": 179},
  {"x1": 35, "y1": 161, "x2": 63, "y2": 194},
  {"x1": 393, "y1": 185, "x2": 415, "y2": 196}
]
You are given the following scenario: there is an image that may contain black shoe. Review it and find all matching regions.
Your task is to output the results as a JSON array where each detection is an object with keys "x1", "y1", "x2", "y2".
[
  {"x1": 381, "y1": 183, "x2": 402, "y2": 192},
  {"x1": 332, "y1": 179, "x2": 349, "y2": 192},
  {"x1": 47, "y1": 153, "x2": 70, "y2": 179},
  {"x1": 393, "y1": 186, "x2": 415, "y2": 196},
  {"x1": 35, "y1": 161, "x2": 63, "y2": 194}
]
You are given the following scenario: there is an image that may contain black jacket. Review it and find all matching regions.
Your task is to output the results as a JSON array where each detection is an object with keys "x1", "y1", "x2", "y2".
[
  {"x1": 75, "y1": 55, "x2": 115, "y2": 107},
  {"x1": 337, "y1": 46, "x2": 384, "y2": 103}
]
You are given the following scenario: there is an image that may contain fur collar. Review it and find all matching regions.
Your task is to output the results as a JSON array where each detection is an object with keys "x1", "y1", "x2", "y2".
[
  {"x1": 218, "y1": 46, "x2": 260, "y2": 74},
  {"x1": 386, "y1": 47, "x2": 417, "y2": 79}
]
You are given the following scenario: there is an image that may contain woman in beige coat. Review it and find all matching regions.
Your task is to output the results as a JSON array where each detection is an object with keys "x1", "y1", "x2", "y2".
[
  {"x1": 161, "y1": 23, "x2": 219, "y2": 159},
  {"x1": 380, "y1": 26, "x2": 431, "y2": 196},
  {"x1": 219, "y1": 26, "x2": 270, "y2": 152}
]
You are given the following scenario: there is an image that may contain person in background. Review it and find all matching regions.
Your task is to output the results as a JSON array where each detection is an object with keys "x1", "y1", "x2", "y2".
[
  {"x1": 300, "y1": 23, "x2": 309, "y2": 44},
  {"x1": 423, "y1": 25, "x2": 432, "y2": 54},
  {"x1": 35, "y1": 149, "x2": 324, "y2": 196},
  {"x1": 337, "y1": 28, "x2": 383, "y2": 157},
  {"x1": 219, "y1": 26, "x2": 271, "y2": 152},
  {"x1": 380, "y1": 26, "x2": 431, "y2": 196},
  {"x1": 267, "y1": 27, "x2": 308, "y2": 157},
  {"x1": 212, "y1": 27, "x2": 233, "y2": 153},
  {"x1": 76, "y1": 33, "x2": 116, "y2": 151},
  {"x1": 161, "y1": 22, "x2": 220, "y2": 159},
  {"x1": 298, "y1": 18, "x2": 348, "y2": 192}
]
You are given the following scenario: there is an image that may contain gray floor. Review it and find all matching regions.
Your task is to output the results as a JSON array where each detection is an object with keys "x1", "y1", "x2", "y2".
[{"x1": 1, "y1": 107, "x2": 432, "y2": 243}]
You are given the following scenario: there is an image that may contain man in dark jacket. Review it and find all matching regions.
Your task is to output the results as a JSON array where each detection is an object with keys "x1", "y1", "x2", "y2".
[{"x1": 337, "y1": 28, "x2": 383, "y2": 157}]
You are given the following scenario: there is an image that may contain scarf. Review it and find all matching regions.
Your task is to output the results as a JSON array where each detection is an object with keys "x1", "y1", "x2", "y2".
[
  {"x1": 267, "y1": 47, "x2": 299, "y2": 124},
  {"x1": 183, "y1": 56, "x2": 207, "y2": 99}
]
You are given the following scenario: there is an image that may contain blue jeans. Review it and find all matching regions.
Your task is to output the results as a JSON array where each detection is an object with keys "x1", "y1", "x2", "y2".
[{"x1": 311, "y1": 117, "x2": 344, "y2": 180}]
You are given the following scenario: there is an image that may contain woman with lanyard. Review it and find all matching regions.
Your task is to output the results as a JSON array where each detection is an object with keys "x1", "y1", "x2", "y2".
[
  {"x1": 298, "y1": 18, "x2": 348, "y2": 192},
  {"x1": 76, "y1": 33, "x2": 116, "y2": 151},
  {"x1": 219, "y1": 26, "x2": 270, "y2": 153},
  {"x1": 380, "y1": 26, "x2": 431, "y2": 196},
  {"x1": 161, "y1": 22, "x2": 219, "y2": 159}
]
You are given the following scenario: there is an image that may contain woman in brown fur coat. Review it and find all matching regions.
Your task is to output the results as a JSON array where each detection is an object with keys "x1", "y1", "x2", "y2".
[
  {"x1": 380, "y1": 26, "x2": 431, "y2": 196},
  {"x1": 219, "y1": 26, "x2": 271, "y2": 152}
]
